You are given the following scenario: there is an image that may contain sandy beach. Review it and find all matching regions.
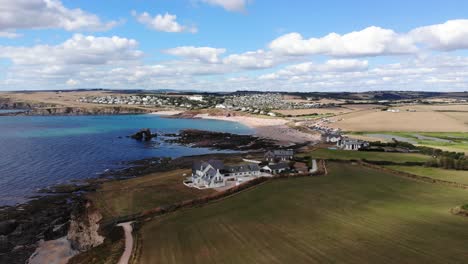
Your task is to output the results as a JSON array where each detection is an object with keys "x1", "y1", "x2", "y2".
[
  {"x1": 196, "y1": 114, "x2": 320, "y2": 145},
  {"x1": 150, "y1": 110, "x2": 184, "y2": 116}
]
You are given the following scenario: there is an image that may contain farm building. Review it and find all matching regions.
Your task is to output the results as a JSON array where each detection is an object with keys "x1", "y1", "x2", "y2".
[
  {"x1": 337, "y1": 138, "x2": 369, "y2": 151},
  {"x1": 264, "y1": 150, "x2": 294, "y2": 162}
]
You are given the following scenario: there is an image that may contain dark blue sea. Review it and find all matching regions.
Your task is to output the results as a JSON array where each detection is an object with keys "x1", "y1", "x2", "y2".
[{"x1": 0, "y1": 114, "x2": 253, "y2": 206}]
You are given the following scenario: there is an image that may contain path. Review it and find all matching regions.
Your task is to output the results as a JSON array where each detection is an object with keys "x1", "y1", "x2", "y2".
[{"x1": 117, "y1": 222, "x2": 134, "y2": 264}]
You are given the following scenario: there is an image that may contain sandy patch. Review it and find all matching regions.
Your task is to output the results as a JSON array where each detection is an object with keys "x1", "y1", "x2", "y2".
[
  {"x1": 28, "y1": 237, "x2": 78, "y2": 264},
  {"x1": 196, "y1": 114, "x2": 320, "y2": 145},
  {"x1": 150, "y1": 110, "x2": 183, "y2": 116}
]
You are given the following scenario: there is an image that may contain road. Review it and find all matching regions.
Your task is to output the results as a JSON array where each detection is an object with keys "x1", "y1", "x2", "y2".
[{"x1": 117, "y1": 222, "x2": 134, "y2": 264}]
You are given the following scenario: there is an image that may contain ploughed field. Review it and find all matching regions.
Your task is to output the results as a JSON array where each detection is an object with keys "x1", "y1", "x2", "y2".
[
  {"x1": 137, "y1": 162, "x2": 468, "y2": 264},
  {"x1": 300, "y1": 148, "x2": 429, "y2": 163}
]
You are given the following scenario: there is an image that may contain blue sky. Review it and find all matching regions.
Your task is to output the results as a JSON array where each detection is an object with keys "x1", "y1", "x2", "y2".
[{"x1": 1, "y1": 0, "x2": 468, "y2": 91}]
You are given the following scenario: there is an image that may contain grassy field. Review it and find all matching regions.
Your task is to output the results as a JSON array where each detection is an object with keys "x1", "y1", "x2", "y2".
[
  {"x1": 385, "y1": 165, "x2": 468, "y2": 185},
  {"x1": 138, "y1": 162, "x2": 468, "y2": 264},
  {"x1": 350, "y1": 132, "x2": 468, "y2": 154},
  {"x1": 299, "y1": 148, "x2": 429, "y2": 163},
  {"x1": 88, "y1": 169, "x2": 215, "y2": 221}
]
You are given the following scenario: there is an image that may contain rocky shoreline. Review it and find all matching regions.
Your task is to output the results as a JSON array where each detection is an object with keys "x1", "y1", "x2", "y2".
[
  {"x1": 0, "y1": 97, "x2": 151, "y2": 116},
  {"x1": 0, "y1": 128, "x2": 292, "y2": 263}
]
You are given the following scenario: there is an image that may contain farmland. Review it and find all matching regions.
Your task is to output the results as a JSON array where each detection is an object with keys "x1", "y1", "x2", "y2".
[
  {"x1": 299, "y1": 148, "x2": 429, "y2": 163},
  {"x1": 385, "y1": 165, "x2": 468, "y2": 185},
  {"x1": 329, "y1": 104, "x2": 468, "y2": 132},
  {"x1": 350, "y1": 132, "x2": 468, "y2": 154},
  {"x1": 137, "y1": 162, "x2": 468, "y2": 264}
]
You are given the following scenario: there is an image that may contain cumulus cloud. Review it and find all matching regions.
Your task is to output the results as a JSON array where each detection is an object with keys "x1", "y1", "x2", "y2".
[
  {"x1": 0, "y1": 31, "x2": 22, "y2": 39},
  {"x1": 259, "y1": 59, "x2": 369, "y2": 80},
  {"x1": 0, "y1": 34, "x2": 142, "y2": 66},
  {"x1": 269, "y1": 27, "x2": 416, "y2": 57},
  {"x1": 163, "y1": 46, "x2": 226, "y2": 63},
  {"x1": 269, "y1": 19, "x2": 468, "y2": 57},
  {"x1": 200, "y1": 0, "x2": 248, "y2": 12},
  {"x1": 66, "y1": 79, "x2": 79, "y2": 86},
  {"x1": 223, "y1": 50, "x2": 278, "y2": 69},
  {"x1": 0, "y1": 0, "x2": 118, "y2": 33},
  {"x1": 409, "y1": 19, "x2": 468, "y2": 51},
  {"x1": 132, "y1": 11, "x2": 197, "y2": 33}
]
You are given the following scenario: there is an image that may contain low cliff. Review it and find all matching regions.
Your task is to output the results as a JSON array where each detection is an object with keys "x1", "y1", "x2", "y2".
[
  {"x1": 0, "y1": 97, "x2": 150, "y2": 115},
  {"x1": 67, "y1": 201, "x2": 104, "y2": 252}
]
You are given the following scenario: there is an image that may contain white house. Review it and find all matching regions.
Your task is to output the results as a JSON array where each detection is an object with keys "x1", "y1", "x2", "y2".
[
  {"x1": 324, "y1": 134, "x2": 342, "y2": 143},
  {"x1": 191, "y1": 160, "x2": 226, "y2": 188},
  {"x1": 337, "y1": 138, "x2": 369, "y2": 151},
  {"x1": 188, "y1": 95, "x2": 204, "y2": 102},
  {"x1": 190, "y1": 160, "x2": 261, "y2": 189}
]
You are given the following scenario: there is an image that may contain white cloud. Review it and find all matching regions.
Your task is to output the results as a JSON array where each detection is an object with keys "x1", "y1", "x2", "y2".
[
  {"x1": 0, "y1": 31, "x2": 22, "y2": 39},
  {"x1": 260, "y1": 59, "x2": 369, "y2": 80},
  {"x1": 0, "y1": 0, "x2": 117, "y2": 33},
  {"x1": 200, "y1": 0, "x2": 248, "y2": 12},
  {"x1": 269, "y1": 27, "x2": 416, "y2": 57},
  {"x1": 409, "y1": 19, "x2": 468, "y2": 51},
  {"x1": 163, "y1": 46, "x2": 226, "y2": 63},
  {"x1": 66, "y1": 79, "x2": 79, "y2": 86},
  {"x1": 223, "y1": 50, "x2": 277, "y2": 69},
  {"x1": 269, "y1": 19, "x2": 468, "y2": 58},
  {"x1": 132, "y1": 11, "x2": 197, "y2": 33},
  {"x1": 0, "y1": 34, "x2": 142, "y2": 66}
]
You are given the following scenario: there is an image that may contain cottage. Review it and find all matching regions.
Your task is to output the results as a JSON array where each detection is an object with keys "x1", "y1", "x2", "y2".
[
  {"x1": 191, "y1": 160, "x2": 226, "y2": 188},
  {"x1": 337, "y1": 138, "x2": 369, "y2": 151},
  {"x1": 191, "y1": 160, "x2": 261, "y2": 189},
  {"x1": 224, "y1": 164, "x2": 261, "y2": 180},
  {"x1": 264, "y1": 150, "x2": 294, "y2": 163},
  {"x1": 324, "y1": 133, "x2": 342, "y2": 143},
  {"x1": 262, "y1": 162, "x2": 290, "y2": 174}
]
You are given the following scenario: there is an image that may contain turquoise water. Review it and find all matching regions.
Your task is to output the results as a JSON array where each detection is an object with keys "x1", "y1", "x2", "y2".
[{"x1": 0, "y1": 114, "x2": 253, "y2": 206}]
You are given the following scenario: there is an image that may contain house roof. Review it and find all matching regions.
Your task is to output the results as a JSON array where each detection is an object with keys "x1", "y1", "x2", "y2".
[
  {"x1": 192, "y1": 159, "x2": 225, "y2": 171},
  {"x1": 266, "y1": 162, "x2": 290, "y2": 170},
  {"x1": 341, "y1": 138, "x2": 368, "y2": 145},
  {"x1": 224, "y1": 164, "x2": 260, "y2": 173},
  {"x1": 265, "y1": 150, "x2": 294, "y2": 157}
]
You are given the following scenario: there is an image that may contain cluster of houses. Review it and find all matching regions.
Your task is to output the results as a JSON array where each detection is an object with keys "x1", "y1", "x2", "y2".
[{"x1": 186, "y1": 150, "x2": 312, "y2": 189}]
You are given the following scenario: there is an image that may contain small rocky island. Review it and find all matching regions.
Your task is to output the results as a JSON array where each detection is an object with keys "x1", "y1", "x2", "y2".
[{"x1": 129, "y1": 128, "x2": 157, "y2": 141}]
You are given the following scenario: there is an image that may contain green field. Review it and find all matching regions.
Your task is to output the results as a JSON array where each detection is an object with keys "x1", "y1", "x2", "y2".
[
  {"x1": 352, "y1": 132, "x2": 468, "y2": 154},
  {"x1": 89, "y1": 169, "x2": 215, "y2": 221},
  {"x1": 300, "y1": 148, "x2": 429, "y2": 163},
  {"x1": 138, "y1": 162, "x2": 468, "y2": 264},
  {"x1": 386, "y1": 165, "x2": 468, "y2": 185}
]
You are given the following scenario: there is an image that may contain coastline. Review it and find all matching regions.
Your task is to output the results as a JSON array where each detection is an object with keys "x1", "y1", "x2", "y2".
[{"x1": 194, "y1": 113, "x2": 320, "y2": 145}]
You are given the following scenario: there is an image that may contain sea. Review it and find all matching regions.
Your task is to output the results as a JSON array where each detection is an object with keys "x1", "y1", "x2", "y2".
[{"x1": 0, "y1": 113, "x2": 253, "y2": 206}]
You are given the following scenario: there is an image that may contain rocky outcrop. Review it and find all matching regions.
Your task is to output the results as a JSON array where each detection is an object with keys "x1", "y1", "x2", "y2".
[
  {"x1": 29, "y1": 106, "x2": 150, "y2": 116},
  {"x1": 166, "y1": 129, "x2": 276, "y2": 150},
  {"x1": 129, "y1": 128, "x2": 157, "y2": 141},
  {"x1": 0, "y1": 97, "x2": 151, "y2": 116},
  {"x1": 0, "y1": 195, "x2": 74, "y2": 264},
  {"x1": 67, "y1": 201, "x2": 104, "y2": 252}
]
